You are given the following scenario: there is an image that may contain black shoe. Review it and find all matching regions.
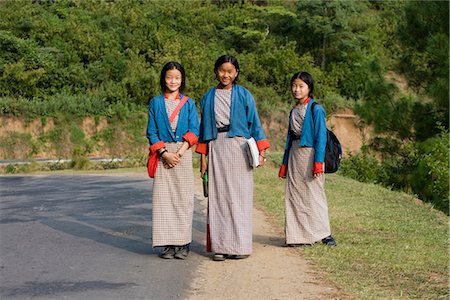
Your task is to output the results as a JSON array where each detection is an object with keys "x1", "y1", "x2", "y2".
[
  {"x1": 174, "y1": 244, "x2": 190, "y2": 260},
  {"x1": 286, "y1": 243, "x2": 312, "y2": 247},
  {"x1": 322, "y1": 235, "x2": 337, "y2": 247},
  {"x1": 159, "y1": 246, "x2": 175, "y2": 259},
  {"x1": 212, "y1": 253, "x2": 227, "y2": 261},
  {"x1": 227, "y1": 254, "x2": 249, "y2": 259}
]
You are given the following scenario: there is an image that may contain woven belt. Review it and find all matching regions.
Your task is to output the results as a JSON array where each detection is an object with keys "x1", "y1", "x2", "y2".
[{"x1": 217, "y1": 125, "x2": 230, "y2": 132}]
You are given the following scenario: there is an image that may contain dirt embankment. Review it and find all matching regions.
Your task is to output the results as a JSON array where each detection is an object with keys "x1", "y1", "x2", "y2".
[
  {"x1": 0, "y1": 110, "x2": 369, "y2": 160},
  {"x1": 262, "y1": 109, "x2": 370, "y2": 157}
]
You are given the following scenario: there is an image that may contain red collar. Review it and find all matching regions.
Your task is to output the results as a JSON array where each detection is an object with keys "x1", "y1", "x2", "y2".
[
  {"x1": 303, "y1": 97, "x2": 311, "y2": 105},
  {"x1": 164, "y1": 92, "x2": 180, "y2": 100}
]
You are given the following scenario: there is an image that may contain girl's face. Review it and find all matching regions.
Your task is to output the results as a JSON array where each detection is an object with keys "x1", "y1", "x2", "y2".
[
  {"x1": 216, "y1": 62, "x2": 238, "y2": 89},
  {"x1": 291, "y1": 78, "x2": 310, "y2": 102},
  {"x1": 165, "y1": 69, "x2": 182, "y2": 93}
]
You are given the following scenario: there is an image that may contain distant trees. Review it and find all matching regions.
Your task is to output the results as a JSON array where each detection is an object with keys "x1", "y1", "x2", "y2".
[{"x1": 397, "y1": 1, "x2": 449, "y2": 128}]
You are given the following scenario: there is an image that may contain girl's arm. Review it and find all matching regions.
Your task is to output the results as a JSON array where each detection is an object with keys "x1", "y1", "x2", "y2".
[
  {"x1": 200, "y1": 154, "x2": 207, "y2": 177},
  {"x1": 171, "y1": 99, "x2": 199, "y2": 167},
  {"x1": 176, "y1": 141, "x2": 190, "y2": 157},
  {"x1": 181, "y1": 99, "x2": 200, "y2": 151},
  {"x1": 279, "y1": 110, "x2": 293, "y2": 178},
  {"x1": 195, "y1": 95, "x2": 209, "y2": 156},
  {"x1": 312, "y1": 104, "x2": 327, "y2": 176},
  {"x1": 147, "y1": 98, "x2": 166, "y2": 153},
  {"x1": 245, "y1": 91, "x2": 270, "y2": 153}
]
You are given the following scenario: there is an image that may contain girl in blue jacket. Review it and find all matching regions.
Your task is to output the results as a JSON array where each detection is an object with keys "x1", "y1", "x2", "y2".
[
  {"x1": 146, "y1": 61, "x2": 200, "y2": 259},
  {"x1": 279, "y1": 71, "x2": 336, "y2": 247},
  {"x1": 196, "y1": 55, "x2": 270, "y2": 261}
]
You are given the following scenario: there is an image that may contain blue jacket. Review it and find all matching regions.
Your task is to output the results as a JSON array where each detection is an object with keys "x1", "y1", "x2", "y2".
[
  {"x1": 146, "y1": 93, "x2": 199, "y2": 153},
  {"x1": 197, "y1": 84, "x2": 269, "y2": 151},
  {"x1": 281, "y1": 99, "x2": 327, "y2": 165}
]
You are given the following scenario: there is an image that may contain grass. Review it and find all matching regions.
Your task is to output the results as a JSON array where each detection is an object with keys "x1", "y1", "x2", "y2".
[{"x1": 254, "y1": 155, "x2": 449, "y2": 299}]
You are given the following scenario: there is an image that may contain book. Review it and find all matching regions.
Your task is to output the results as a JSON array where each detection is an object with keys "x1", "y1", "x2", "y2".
[{"x1": 246, "y1": 137, "x2": 260, "y2": 168}]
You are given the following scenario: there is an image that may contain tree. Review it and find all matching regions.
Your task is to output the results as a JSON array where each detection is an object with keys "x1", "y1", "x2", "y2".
[{"x1": 397, "y1": 1, "x2": 449, "y2": 128}]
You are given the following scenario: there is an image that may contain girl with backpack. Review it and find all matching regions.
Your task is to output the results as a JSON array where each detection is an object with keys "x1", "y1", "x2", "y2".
[
  {"x1": 146, "y1": 61, "x2": 200, "y2": 259},
  {"x1": 278, "y1": 71, "x2": 337, "y2": 247}
]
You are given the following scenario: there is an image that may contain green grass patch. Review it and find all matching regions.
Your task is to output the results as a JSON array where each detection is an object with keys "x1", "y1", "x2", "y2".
[{"x1": 254, "y1": 159, "x2": 448, "y2": 299}]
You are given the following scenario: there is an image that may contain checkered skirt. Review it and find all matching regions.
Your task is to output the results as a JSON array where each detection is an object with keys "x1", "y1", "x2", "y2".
[
  {"x1": 152, "y1": 140, "x2": 194, "y2": 247},
  {"x1": 285, "y1": 143, "x2": 331, "y2": 244},
  {"x1": 208, "y1": 132, "x2": 253, "y2": 255}
]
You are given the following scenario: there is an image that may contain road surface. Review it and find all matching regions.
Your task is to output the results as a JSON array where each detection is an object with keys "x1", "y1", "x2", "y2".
[
  {"x1": 0, "y1": 172, "x2": 344, "y2": 300},
  {"x1": 0, "y1": 173, "x2": 206, "y2": 300}
]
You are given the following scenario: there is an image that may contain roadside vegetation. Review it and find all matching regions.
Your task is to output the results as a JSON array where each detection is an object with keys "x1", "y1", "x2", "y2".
[
  {"x1": 254, "y1": 158, "x2": 448, "y2": 299},
  {"x1": 0, "y1": 0, "x2": 448, "y2": 213}
]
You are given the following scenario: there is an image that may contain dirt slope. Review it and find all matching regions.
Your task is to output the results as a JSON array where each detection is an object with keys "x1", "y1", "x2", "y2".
[{"x1": 0, "y1": 110, "x2": 368, "y2": 160}]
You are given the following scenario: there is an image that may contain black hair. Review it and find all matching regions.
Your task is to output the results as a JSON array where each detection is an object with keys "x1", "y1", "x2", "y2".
[
  {"x1": 160, "y1": 61, "x2": 186, "y2": 92},
  {"x1": 214, "y1": 54, "x2": 240, "y2": 81},
  {"x1": 290, "y1": 71, "x2": 314, "y2": 98}
]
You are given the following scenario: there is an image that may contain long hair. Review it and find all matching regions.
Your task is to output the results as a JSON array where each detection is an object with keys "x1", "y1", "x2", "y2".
[
  {"x1": 290, "y1": 71, "x2": 314, "y2": 98},
  {"x1": 159, "y1": 61, "x2": 186, "y2": 92}
]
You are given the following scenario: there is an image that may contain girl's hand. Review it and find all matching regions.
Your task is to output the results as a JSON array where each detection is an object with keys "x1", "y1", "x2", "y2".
[
  {"x1": 258, "y1": 154, "x2": 266, "y2": 167},
  {"x1": 200, "y1": 154, "x2": 207, "y2": 176},
  {"x1": 162, "y1": 152, "x2": 180, "y2": 168},
  {"x1": 258, "y1": 151, "x2": 267, "y2": 167},
  {"x1": 176, "y1": 141, "x2": 189, "y2": 160},
  {"x1": 313, "y1": 172, "x2": 322, "y2": 178},
  {"x1": 312, "y1": 162, "x2": 324, "y2": 178}
]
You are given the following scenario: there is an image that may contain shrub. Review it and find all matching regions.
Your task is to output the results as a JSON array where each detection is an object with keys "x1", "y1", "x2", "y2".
[
  {"x1": 339, "y1": 151, "x2": 385, "y2": 184},
  {"x1": 411, "y1": 127, "x2": 449, "y2": 214}
]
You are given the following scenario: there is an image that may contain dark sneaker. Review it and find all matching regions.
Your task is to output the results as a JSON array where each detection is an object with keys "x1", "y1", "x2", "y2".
[
  {"x1": 322, "y1": 235, "x2": 337, "y2": 247},
  {"x1": 212, "y1": 253, "x2": 227, "y2": 261},
  {"x1": 174, "y1": 244, "x2": 190, "y2": 260},
  {"x1": 285, "y1": 243, "x2": 312, "y2": 247},
  {"x1": 159, "y1": 246, "x2": 175, "y2": 259},
  {"x1": 227, "y1": 255, "x2": 249, "y2": 259}
]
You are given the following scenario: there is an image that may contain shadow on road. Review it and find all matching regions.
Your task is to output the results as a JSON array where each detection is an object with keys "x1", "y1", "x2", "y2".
[{"x1": 1, "y1": 175, "x2": 206, "y2": 255}]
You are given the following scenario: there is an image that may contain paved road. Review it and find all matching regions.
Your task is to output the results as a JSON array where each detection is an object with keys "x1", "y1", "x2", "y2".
[{"x1": 0, "y1": 174, "x2": 207, "y2": 300}]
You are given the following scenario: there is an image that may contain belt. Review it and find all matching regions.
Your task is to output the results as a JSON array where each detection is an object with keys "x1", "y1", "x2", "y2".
[
  {"x1": 217, "y1": 125, "x2": 230, "y2": 132},
  {"x1": 290, "y1": 130, "x2": 301, "y2": 140}
]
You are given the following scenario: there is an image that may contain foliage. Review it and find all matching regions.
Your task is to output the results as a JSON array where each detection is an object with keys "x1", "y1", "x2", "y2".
[
  {"x1": 0, "y1": 0, "x2": 377, "y2": 117},
  {"x1": 410, "y1": 127, "x2": 450, "y2": 214},
  {"x1": 397, "y1": 1, "x2": 449, "y2": 127},
  {"x1": 339, "y1": 150, "x2": 386, "y2": 184},
  {"x1": 0, "y1": 131, "x2": 33, "y2": 159},
  {"x1": 340, "y1": 128, "x2": 449, "y2": 215},
  {"x1": 0, "y1": 0, "x2": 446, "y2": 118}
]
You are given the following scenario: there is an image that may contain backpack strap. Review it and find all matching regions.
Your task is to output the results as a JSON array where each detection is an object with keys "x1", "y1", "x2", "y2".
[
  {"x1": 169, "y1": 96, "x2": 189, "y2": 124},
  {"x1": 310, "y1": 101, "x2": 317, "y2": 120}
]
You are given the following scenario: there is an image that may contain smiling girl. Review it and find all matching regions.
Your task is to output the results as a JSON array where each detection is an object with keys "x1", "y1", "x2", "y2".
[
  {"x1": 196, "y1": 55, "x2": 270, "y2": 261},
  {"x1": 146, "y1": 61, "x2": 200, "y2": 259},
  {"x1": 279, "y1": 71, "x2": 336, "y2": 247}
]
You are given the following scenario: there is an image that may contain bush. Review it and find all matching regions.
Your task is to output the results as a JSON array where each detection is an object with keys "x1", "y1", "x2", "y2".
[
  {"x1": 340, "y1": 127, "x2": 449, "y2": 215},
  {"x1": 339, "y1": 151, "x2": 386, "y2": 184},
  {"x1": 411, "y1": 127, "x2": 449, "y2": 214}
]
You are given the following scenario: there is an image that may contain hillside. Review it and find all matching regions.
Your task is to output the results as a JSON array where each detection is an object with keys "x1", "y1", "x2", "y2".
[
  {"x1": 0, "y1": 109, "x2": 367, "y2": 160},
  {"x1": 1, "y1": 0, "x2": 448, "y2": 212}
]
